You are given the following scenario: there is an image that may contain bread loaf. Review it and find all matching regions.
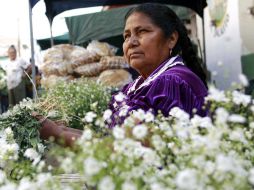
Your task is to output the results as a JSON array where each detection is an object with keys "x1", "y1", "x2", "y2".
[
  {"x1": 73, "y1": 62, "x2": 104, "y2": 77},
  {"x1": 97, "y1": 69, "x2": 132, "y2": 89}
]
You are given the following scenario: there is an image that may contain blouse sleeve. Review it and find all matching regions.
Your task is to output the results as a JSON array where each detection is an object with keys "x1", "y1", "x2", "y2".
[
  {"x1": 127, "y1": 75, "x2": 198, "y2": 116},
  {"x1": 19, "y1": 58, "x2": 30, "y2": 70}
]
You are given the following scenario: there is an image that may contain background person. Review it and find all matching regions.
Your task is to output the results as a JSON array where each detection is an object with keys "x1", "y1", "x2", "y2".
[
  {"x1": 34, "y1": 3, "x2": 208, "y2": 146},
  {"x1": 2, "y1": 45, "x2": 31, "y2": 107}
]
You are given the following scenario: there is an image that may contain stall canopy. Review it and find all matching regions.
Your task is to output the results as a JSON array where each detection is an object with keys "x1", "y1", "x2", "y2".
[
  {"x1": 31, "y1": 0, "x2": 207, "y2": 24},
  {"x1": 37, "y1": 33, "x2": 69, "y2": 50},
  {"x1": 30, "y1": 0, "x2": 40, "y2": 8},
  {"x1": 65, "y1": 5, "x2": 191, "y2": 45}
]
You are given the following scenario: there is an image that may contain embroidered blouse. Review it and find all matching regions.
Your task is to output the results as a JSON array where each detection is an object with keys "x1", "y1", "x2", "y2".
[{"x1": 108, "y1": 55, "x2": 208, "y2": 127}]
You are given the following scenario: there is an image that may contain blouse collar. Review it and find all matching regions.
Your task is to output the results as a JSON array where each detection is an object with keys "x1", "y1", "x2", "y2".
[{"x1": 127, "y1": 55, "x2": 184, "y2": 95}]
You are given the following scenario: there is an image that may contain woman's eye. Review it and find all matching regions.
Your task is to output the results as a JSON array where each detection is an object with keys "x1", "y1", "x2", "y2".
[
  {"x1": 138, "y1": 29, "x2": 147, "y2": 34},
  {"x1": 124, "y1": 34, "x2": 130, "y2": 40}
]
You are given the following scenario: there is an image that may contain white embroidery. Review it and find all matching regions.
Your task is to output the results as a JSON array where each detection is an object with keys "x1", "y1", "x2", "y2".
[{"x1": 127, "y1": 55, "x2": 184, "y2": 95}]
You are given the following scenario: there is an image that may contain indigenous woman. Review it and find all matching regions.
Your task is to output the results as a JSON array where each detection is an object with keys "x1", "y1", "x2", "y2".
[{"x1": 34, "y1": 3, "x2": 208, "y2": 146}]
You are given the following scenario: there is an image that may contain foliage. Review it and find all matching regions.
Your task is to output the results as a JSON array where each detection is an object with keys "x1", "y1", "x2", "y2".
[
  {"x1": 0, "y1": 67, "x2": 7, "y2": 95},
  {"x1": 0, "y1": 99, "x2": 48, "y2": 180},
  {"x1": 40, "y1": 78, "x2": 113, "y2": 131}
]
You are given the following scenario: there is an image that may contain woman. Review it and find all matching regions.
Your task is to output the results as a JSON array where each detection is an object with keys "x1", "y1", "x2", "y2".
[
  {"x1": 108, "y1": 3, "x2": 208, "y2": 127},
  {"x1": 2, "y1": 45, "x2": 31, "y2": 107},
  {"x1": 35, "y1": 3, "x2": 208, "y2": 146}
]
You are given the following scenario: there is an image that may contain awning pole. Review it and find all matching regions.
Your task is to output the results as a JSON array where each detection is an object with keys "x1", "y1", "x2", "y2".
[
  {"x1": 28, "y1": 0, "x2": 37, "y2": 100},
  {"x1": 202, "y1": 10, "x2": 207, "y2": 71},
  {"x1": 50, "y1": 23, "x2": 54, "y2": 47}
]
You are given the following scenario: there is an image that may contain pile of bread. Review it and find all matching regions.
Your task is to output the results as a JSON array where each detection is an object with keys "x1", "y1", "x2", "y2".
[{"x1": 40, "y1": 41, "x2": 132, "y2": 89}]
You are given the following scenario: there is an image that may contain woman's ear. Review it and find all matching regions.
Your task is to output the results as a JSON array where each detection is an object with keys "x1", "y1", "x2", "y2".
[{"x1": 168, "y1": 31, "x2": 179, "y2": 49}]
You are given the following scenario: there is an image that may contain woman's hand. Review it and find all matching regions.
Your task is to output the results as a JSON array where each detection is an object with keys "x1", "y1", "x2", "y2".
[
  {"x1": 32, "y1": 112, "x2": 62, "y2": 140},
  {"x1": 32, "y1": 112, "x2": 82, "y2": 147}
]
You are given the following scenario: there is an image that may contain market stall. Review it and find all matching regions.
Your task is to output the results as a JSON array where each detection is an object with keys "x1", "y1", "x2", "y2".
[{"x1": 65, "y1": 5, "x2": 192, "y2": 46}]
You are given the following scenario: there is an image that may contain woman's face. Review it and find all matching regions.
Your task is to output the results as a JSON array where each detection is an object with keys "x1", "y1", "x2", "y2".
[
  {"x1": 123, "y1": 12, "x2": 172, "y2": 78},
  {"x1": 8, "y1": 48, "x2": 17, "y2": 61}
]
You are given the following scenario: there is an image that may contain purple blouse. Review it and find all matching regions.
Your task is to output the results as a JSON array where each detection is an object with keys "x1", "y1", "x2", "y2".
[{"x1": 108, "y1": 56, "x2": 208, "y2": 127}]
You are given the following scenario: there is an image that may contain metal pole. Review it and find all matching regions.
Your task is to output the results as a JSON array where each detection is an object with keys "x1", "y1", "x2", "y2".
[
  {"x1": 17, "y1": 18, "x2": 21, "y2": 57},
  {"x1": 28, "y1": 0, "x2": 37, "y2": 99},
  {"x1": 202, "y1": 10, "x2": 207, "y2": 70},
  {"x1": 50, "y1": 24, "x2": 54, "y2": 47}
]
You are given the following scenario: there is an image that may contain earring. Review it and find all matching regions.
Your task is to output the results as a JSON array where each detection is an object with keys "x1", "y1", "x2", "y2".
[{"x1": 169, "y1": 49, "x2": 172, "y2": 56}]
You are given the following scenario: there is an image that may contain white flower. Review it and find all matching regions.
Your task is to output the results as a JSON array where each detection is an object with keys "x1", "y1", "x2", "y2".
[
  {"x1": 175, "y1": 169, "x2": 198, "y2": 190},
  {"x1": 229, "y1": 129, "x2": 247, "y2": 144},
  {"x1": 132, "y1": 109, "x2": 146, "y2": 121},
  {"x1": 176, "y1": 128, "x2": 189, "y2": 140},
  {"x1": 114, "y1": 92, "x2": 126, "y2": 102},
  {"x1": 251, "y1": 105, "x2": 254, "y2": 113},
  {"x1": 215, "y1": 154, "x2": 235, "y2": 172},
  {"x1": 18, "y1": 178, "x2": 35, "y2": 190},
  {"x1": 150, "y1": 182, "x2": 166, "y2": 190},
  {"x1": 152, "y1": 135, "x2": 166, "y2": 151},
  {"x1": 232, "y1": 90, "x2": 251, "y2": 106},
  {"x1": 0, "y1": 170, "x2": 6, "y2": 184},
  {"x1": 228, "y1": 114, "x2": 246, "y2": 123},
  {"x1": 84, "y1": 157, "x2": 102, "y2": 176},
  {"x1": 132, "y1": 124, "x2": 148, "y2": 139},
  {"x1": 191, "y1": 115, "x2": 213, "y2": 128},
  {"x1": 46, "y1": 110, "x2": 59, "y2": 118},
  {"x1": 215, "y1": 107, "x2": 229, "y2": 124},
  {"x1": 122, "y1": 181, "x2": 137, "y2": 190},
  {"x1": 169, "y1": 107, "x2": 190, "y2": 121},
  {"x1": 36, "y1": 173, "x2": 52, "y2": 186},
  {"x1": 113, "y1": 127, "x2": 125, "y2": 140},
  {"x1": 83, "y1": 111, "x2": 97, "y2": 123},
  {"x1": 144, "y1": 111, "x2": 155, "y2": 122},
  {"x1": 248, "y1": 168, "x2": 254, "y2": 185},
  {"x1": 206, "y1": 86, "x2": 229, "y2": 102},
  {"x1": 98, "y1": 176, "x2": 115, "y2": 190},
  {"x1": 123, "y1": 116, "x2": 136, "y2": 127},
  {"x1": 0, "y1": 183, "x2": 17, "y2": 190},
  {"x1": 4, "y1": 127, "x2": 13, "y2": 137},
  {"x1": 103, "y1": 109, "x2": 112, "y2": 120},
  {"x1": 80, "y1": 129, "x2": 93, "y2": 141},
  {"x1": 143, "y1": 149, "x2": 161, "y2": 167},
  {"x1": 249, "y1": 122, "x2": 254, "y2": 129},
  {"x1": 90, "y1": 101, "x2": 98, "y2": 110},
  {"x1": 24, "y1": 148, "x2": 40, "y2": 161},
  {"x1": 37, "y1": 143, "x2": 45, "y2": 154},
  {"x1": 204, "y1": 161, "x2": 215, "y2": 175},
  {"x1": 8, "y1": 143, "x2": 19, "y2": 158},
  {"x1": 119, "y1": 105, "x2": 129, "y2": 117},
  {"x1": 61, "y1": 158, "x2": 73, "y2": 173},
  {"x1": 238, "y1": 74, "x2": 249, "y2": 87}
]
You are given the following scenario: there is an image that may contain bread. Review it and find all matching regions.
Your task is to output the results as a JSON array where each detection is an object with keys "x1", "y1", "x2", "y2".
[
  {"x1": 41, "y1": 44, "x2": 101, "y2": 76},
  {"x1": 97, "y1": 69, "x2": 132, "y2": 89},
  {"x1": 100, "y1": 56, "x2": 129, "y2": 70},
  {"x1": 73, "y1": 62, "x2": 104, "y2": 77}
]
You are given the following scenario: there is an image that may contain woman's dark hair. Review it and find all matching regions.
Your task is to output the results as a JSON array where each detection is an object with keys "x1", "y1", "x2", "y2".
[{"x1": 125, "y1": 3, "x2": 207, "y2": 88}]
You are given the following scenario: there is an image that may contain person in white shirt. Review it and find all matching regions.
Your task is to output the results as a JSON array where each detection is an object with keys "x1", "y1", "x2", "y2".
[{"x1": 2, "y1": 45, "x2": 31, "y2": 107}]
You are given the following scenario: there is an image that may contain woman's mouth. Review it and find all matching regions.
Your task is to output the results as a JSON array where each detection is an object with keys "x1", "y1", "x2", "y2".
[{"x1": 130, "y1": 52, "x2": 143, "y2": 59}]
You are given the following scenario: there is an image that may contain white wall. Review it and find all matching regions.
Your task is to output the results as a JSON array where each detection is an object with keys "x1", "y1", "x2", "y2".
[
  {"x1": 204, "y1": 0, "x2": 242, "y2": 90},
  {"x1": 239, "y1": 0, "x2": 254, "y2": 55}
]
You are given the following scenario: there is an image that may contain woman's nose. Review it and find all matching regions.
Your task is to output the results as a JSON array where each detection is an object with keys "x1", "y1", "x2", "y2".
[{"x1": 128, "y1": 35, "x2": 139, "y2": 47}]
